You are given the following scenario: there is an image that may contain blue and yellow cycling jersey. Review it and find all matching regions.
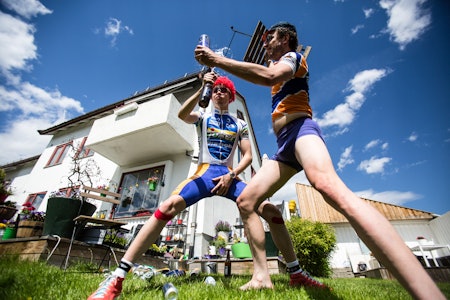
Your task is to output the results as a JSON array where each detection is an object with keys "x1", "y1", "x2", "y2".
[{"x1": 196, "y1": 109, "x2": 249, "y2": 167}]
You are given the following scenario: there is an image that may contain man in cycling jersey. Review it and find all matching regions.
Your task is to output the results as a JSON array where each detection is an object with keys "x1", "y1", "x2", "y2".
[{"x1": 194, "y1": 22, "x2": 445, "y2": 299}]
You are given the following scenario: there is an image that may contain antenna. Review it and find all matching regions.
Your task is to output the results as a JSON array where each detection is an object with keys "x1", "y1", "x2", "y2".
[{"x1": 225, "y1": 26, "x2": 252, "y2": 58}]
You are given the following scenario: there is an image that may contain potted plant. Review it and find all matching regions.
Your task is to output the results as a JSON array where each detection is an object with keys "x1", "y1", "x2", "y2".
[
  {"x1": 210, "y1": 235, "x2": 227, "y2": 256},
  {"x1": 215, "y1": 220, "x2": 231, "y2": 232},
  {"x1": 215, "y1": 220, "x2": 231, "y2": 241},
  {"x1": 97, "y1": 184, "x2": 108, "y2": 197},
  {"x1": 147, "y1": 176, "x2": 159, "y2": 191},
  {"x1": 102, "y1": 228, "x2": 129, "y2": 249},
  {"x1": 16, "y1": 202, "x2": 46, "y2": 238},
  {"x1": 230, "y1": 231, "x2": 252, "y2": 259},
  {"x1": 0, "y1": 219, "x2": 17, "y2": 240},
  {"x1": 146, "y1": 243, "x2": 167, "y2": 257},
  {"x1": 0, "y1": 168, "x2": 17, "y2": 221},
  {"x1": 42, "y1": 144, "x2": 100, "y2": 238}
]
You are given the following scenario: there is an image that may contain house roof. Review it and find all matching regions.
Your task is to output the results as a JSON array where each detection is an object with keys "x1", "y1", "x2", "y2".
[
  {"x1": 3, "y1": 70, "x2": 261, "y2": 167},
  {"x1": 0, "y1": 154, "x2": 41, "y2": 170},
  {"x1": 37, "y1": 72, "x2": 202, "y2": 136},
  {"x1": 295, "y1": 183, "x2": 436, "y2": 223}
]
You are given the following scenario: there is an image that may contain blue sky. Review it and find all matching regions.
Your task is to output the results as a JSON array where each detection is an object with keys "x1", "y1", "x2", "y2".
[{"x1": 0, "y1": 0, "x2": 449, "y2": 215}]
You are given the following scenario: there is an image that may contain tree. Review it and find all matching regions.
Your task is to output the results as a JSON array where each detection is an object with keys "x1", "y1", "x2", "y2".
[{"x1": 285, "y1": 216, "x2": 336, "y2": 277}]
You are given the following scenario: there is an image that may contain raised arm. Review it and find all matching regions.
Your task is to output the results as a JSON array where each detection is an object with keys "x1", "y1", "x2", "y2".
[
  {"x1": 178, "y1": 72, "x2": 217, "y2": 123},
  {"x1": 194, "y1": 46, "x2": 293, "y2": 86}
]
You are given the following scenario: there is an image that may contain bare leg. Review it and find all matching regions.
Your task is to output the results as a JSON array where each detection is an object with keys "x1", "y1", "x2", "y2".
[
  {"x1": 237, "y1": 161, "x2": 294, "y2": 290},
  {"x1": 258, "y1": 200, "x2": 297, "y2": 263},
  {"x1": 296, "y1": 135, "x2": 445, "y2": 300}
]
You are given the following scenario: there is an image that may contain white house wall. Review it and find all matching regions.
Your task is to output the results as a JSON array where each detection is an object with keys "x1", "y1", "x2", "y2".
[
  {"x1": 329, "y1": 218, "x2": 448, "y2": 272},
  {"x1": 4, "y1": 81, "x2": 262, "y2": 259},
  {"x1": 429, "y1": 211, "x2": 450, "y2": 256}
]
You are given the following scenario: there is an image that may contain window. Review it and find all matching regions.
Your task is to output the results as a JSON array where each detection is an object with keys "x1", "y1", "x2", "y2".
[
  {"x1": 54, "y1": 186, "x2": 79, "y2": 198},
  {"x1": 46, "y1": 142, "x2": 72, "y2": 167},
  {"x1": 25, "y1": 192, "x2": 47, "y2": 211},
  {"x1": 236, "y1": 110, "x2": 244, "y2": 120},
  {"x1": 76, "y1": 137, "x2": 94, "y2": 159},
  {"x1": 114, "y1": 165, "x2": 165, "y2": 218}
]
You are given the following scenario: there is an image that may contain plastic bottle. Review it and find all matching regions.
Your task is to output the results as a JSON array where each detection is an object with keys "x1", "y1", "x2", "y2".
[
  {"x1": 198, "y1": 34, "x2": 212, "y2": 108},
  {"x1": 224, "y1": 248, "x2": 231, "y2": 277},
  {"x1": 162, "y1": 282, "x2": 178, "y2": 300}
]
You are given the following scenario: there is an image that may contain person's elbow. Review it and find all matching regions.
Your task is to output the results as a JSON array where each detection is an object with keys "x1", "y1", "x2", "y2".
[{"x1": 177, "y1": 111, "x2": 186, "y2": 120}]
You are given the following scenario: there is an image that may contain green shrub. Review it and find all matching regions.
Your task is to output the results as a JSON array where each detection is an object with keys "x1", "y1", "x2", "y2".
[{"x1": 285, "y1": 217, "x2": 336, "y2": 277}]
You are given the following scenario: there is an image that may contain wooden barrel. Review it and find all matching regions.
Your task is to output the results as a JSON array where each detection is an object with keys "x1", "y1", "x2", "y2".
[{"x1": 16, "y1": 220, "x2": 44, "y2": 238}]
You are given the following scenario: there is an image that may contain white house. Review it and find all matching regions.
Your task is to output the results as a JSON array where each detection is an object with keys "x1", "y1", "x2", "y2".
[
  {"x1": 1, "y1": 72, "x2": 263, "y2": 258},
  {"x1": 293, "y1": 183, "x2": 450, "y2": 275}
]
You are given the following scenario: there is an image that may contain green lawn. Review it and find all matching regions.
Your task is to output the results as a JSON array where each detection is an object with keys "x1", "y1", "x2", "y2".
[{"x1": 1, "y1": 257, "x2": 449, "y2": 299}]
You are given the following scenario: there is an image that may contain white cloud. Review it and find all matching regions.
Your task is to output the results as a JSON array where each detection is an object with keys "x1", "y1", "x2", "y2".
[
  {"x1": 337, "y1": 146, "x2": 354, "y2": 171},
  {"x1": 0, "y1": 11, "x2": 37, "y2": 82},
  {"x1": 351, "y1": 24, "x2": 364, "y2": 35},
  {"x1": 317, "y1": 69, "x2": 389, "y2": 130},
  {"x1": 270, "y1": 172, "x2": 309, "y2": 204},
  {"x1": 0, "y1": 82, "x2": 83, "y2": 116},
  {"x1": 0, "y1": 117, "x2": 52, "y2": 164},
  {"x1": 0, "y1": 7, "x2": 84, "y2": 165},
  {"x1": 358, "y1": 156, "x2": 392, "y2": 174},
  {"x1": 408, "y1": 132, "x2": 418, "y2": 142},
  {"x1": 364, "y1": 139, "x2": 389, "y2": 152},
  {"x1": 355, "y1": 188, "x2": 421, "y2": 206},
  {"x1": 103, "y1": 18, "x2": 134, "y2": 47},
  {"x1": 364, "y1": 139, "x2": 381, "y2": 150},
  {"x1": 363, "y1": 8, "x2": 375, "y2": 18},
  {"x1": 379, "y1": 0, "x2": 431, "y2": 50},
  {"x1": 1, "y1": 0, "x2": 52, "y2": 19}
]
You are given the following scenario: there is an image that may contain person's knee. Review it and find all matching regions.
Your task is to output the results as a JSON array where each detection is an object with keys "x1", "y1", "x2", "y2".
[
  {"x1": 260, "y1": 204, "x2": 285, "y2": 225},
  {"x1": 236, "y1": 194, "x2": 254, "y2": 217},
  {"x1": 157, "y1": 197, "x2": 183, "y2": 217},
  {"x1": 310, "y1": 174, "x2": 335, "y2": 197}
]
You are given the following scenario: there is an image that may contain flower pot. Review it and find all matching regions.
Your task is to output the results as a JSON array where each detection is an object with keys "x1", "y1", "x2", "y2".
[
  {"x1": 231, "y1": 243, "x2": 252, "y2": 259},
  {"x1": 2, "y1": 227, "x2": 16, "y2": 240},
  {"x1": 148, "y1": 181, "x2": 157, "y2": 191},
  {"x1": 16, "y1": 220, "x2": 44, "y2": 238},
  {"x1": 0, "y1": 205, "x2": 18, "y2": 221},
  {"x1": 42, "y1": 197, "x2": 96, "y2": 238}
]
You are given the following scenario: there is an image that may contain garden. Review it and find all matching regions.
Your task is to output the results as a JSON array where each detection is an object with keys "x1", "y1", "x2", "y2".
[{"x1": 3, "y1": 255, "x2": 449, "y2": 300}]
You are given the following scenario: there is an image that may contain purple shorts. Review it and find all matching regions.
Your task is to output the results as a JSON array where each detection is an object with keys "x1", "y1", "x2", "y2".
[{"x1": 271, "y1": 117, "x2": 324, "y2": 172}]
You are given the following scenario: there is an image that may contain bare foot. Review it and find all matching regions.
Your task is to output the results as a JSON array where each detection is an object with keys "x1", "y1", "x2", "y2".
[{"x1": 239, "y1": 278, "x2": 274, "y2": 290}]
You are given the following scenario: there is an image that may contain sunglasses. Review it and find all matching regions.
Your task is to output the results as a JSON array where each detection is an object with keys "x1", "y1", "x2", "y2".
[
  {"x1": 262, "y1": 30, "x2": 275, "y2": 43},
  {"x1": 213, "y1": 86, "x2": 230, "y2": 94}
]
